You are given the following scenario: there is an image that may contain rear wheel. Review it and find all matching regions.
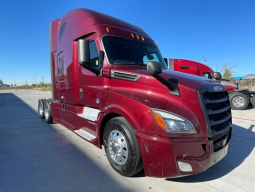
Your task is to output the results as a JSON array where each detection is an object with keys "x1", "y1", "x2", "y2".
[
  {"x1": 103, "y1": 117, "x2": 143, "y2": 177},
  {"x1": 250, "y1": 96, "x2": 255, "y2": 108},
  {"x1": 44, "y1": 100, "x2": 53, "y2": 123},
  {"x1": 229, "y1": 92, "x2": 249, "y2": 110},
  {"x1": 38, "y1": 99, "x2": 45, "y2": 119}
]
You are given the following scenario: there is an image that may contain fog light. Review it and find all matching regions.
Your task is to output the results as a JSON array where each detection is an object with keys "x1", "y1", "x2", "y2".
[{"x1": 177, "y1": 161, "x2": 193, "y2": 172}]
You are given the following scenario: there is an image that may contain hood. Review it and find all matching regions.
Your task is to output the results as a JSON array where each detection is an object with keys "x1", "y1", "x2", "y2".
[
  {"x1": 110, "y1": 65, "x2": 218, "y2": 138},
  {"x1": 111, "y1": 65, "x2": 215, "y2": 92}
]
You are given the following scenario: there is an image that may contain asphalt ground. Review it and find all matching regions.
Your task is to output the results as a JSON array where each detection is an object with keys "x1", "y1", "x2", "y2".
[{"x1": 0, "y1": 90, "x2": 254, "y2": 192}]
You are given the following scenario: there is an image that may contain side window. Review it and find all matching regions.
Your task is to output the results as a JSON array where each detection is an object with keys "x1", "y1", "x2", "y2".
[
  {"x1": 59, "y1": 58, "x2": 63, "y2": 76},
  {"x1": 202, "y1": 72, "x2": 213, "y2": 79},
  {"x1": 59, "y1": 22, "x2": 66, "y2": 42},
  {"x1": 89, "y1": 40, "x2": 99, "y2": 69}
]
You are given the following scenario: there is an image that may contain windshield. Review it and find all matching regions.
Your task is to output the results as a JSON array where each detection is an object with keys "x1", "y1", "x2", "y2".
[
  {"x1": 202, "y1": 72, "x2": 213, "y2": 79},
  {"x1": 102, "y1": 36, "x2": 167, "y2": 68}
]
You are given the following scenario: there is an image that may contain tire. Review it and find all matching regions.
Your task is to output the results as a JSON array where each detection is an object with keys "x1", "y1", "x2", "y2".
[
  {"x1": 44, "y1": 100, "x2": 53, "y2": 123},
  {"x1": 103, "y1": 117, "x2": 143, "y2": 177},
  {"x1": 229, "y1": 92, "x2": 249, "y2": 110},
  {"x1": 250, "y1": 96, "x2": 255, "y2": 108},
  {"x1": 38, "y1": 99, "x2": 46, "y2": 119}
]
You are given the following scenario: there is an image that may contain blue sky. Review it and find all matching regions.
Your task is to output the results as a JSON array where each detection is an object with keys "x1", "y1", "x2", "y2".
[{"x1": 0, "y1": 0, "x2": 254, "y2": 85}]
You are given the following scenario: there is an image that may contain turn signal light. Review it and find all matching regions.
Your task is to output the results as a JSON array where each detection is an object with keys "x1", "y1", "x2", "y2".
[{"x1": 152, "y1": 111, "x2": 167, "y2": 131}]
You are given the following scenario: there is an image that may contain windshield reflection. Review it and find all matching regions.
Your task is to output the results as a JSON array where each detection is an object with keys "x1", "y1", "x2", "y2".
[{"x1": 103, "y1": 36, "x2": 167, "y2": 68}]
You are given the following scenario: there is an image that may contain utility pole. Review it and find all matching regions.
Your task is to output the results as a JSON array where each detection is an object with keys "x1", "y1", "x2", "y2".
[
  {"x1": 42, "y1": 77, "x2": 44, "y2": 89},
  {"x1": 14, "y1": 79, "x2": 16, "y2": 91},
  {"x1": 202, "y1": 56, "x2": 209, "y2": 65}
]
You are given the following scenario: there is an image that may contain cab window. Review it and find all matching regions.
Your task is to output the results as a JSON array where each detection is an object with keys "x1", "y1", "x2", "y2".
[
  {"x1": 202, "y1": 72, "x2": 213, "y2": 79},
  {"x1": 59, "y1": 22, "x2": 66, "y2": 42},
  {"x1": 89, "y1": 40, "x2": 99, "y2": 69}
]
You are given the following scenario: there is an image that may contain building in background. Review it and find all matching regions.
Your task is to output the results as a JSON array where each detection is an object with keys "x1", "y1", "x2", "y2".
[
  {"x1": 233, "y1": 74, "x2": 255, "y2": 80},
  {"x1": 245, "y1": 74, "x2": 255, "y2": 79},
  {"x1": 233, "y1": 76, "x2": 245, "y2": 80},
  {"x1": 0, "y1": 79, "x2": 9, "y2": 87}
]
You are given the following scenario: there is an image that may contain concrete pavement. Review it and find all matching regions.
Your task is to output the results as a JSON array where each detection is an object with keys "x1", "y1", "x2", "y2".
[{"x1": 0, "y1": 90, "x2": 255, "y2": 192}]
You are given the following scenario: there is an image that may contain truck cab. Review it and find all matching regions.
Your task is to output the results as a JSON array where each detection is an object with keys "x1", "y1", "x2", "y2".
[
  {"x1": 168, "y1": 58, "x2": 214, "y2": 79},
  {"x1": 39, "y1": 8, "x2": 232, "y2": 178},
  {"x1": 167, "y1": 58, "x2": 255, "y2": 110}
]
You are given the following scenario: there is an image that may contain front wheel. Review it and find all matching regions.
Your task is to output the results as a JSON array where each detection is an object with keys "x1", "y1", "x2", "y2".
[
  {"x1": 229, "y1": 92, "x2": 249, "y2": 110},
  {"x1": 103, "y1": 117, "x2": 143, "y2": 177}
]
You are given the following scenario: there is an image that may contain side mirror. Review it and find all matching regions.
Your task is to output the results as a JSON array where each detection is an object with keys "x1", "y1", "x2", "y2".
[
  {"x1": 214, "y1": 72, "x2": 222, "y2": 83},
  {"x1": 147, "y1": 61, "x2": 180, "y2": 96},
  {"x1": 78, "y1": 39, "x2": 90, "y2": 66},
  {"x1": 147, "y1": 61, "x2": 162, "y2": 75}
]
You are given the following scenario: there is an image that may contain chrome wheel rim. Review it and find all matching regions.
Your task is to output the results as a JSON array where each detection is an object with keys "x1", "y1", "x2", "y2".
[
  {"x1": 232, "y1": 96, "x2": 245, "y2": 107},
  {"x1": 107, "y1": 130, "x2": 128, "y2": 165},
  {"x1": 44, "y1": 103, "x2": 49, "y2": 120},
  {"x1": 39, "y1": 102, "x2": 44, "y2": 116}
]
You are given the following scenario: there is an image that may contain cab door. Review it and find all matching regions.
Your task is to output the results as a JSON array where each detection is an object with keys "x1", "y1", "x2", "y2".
[{"x1": 76, "y1": 34, "x2": 107, "y2": 133}]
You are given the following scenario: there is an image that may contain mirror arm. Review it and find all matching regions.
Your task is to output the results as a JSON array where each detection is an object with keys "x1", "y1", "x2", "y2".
[
  {"x1": 152, "y1": 74, "x2": 180, "y2": 96},
  {"x1": 164, "y1": 58, "x2": 168, "y2": 66},
  {"x1": 85, "y1": 51, "x2": 104, "y2": 76}
]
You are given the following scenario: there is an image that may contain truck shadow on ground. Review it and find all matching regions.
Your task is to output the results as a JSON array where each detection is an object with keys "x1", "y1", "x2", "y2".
[
  {"x1": 244, "y1": 105, "x2": 254, "y2": 110},
  {"x1": 166, "y1": 123, "x2": 255, "y2": 182},
  {"x1": 0, "y1": 93, "x2": 127, "y2": 192}
]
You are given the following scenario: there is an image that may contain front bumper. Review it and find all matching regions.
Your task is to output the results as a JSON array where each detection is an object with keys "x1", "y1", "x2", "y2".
[{"x1": 136, "y1": 130, "x2": 231, "y2": 178}]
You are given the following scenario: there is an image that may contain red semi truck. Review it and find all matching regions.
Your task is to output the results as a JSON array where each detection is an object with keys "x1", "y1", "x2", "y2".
[
  {"x1": 167, "y1": 59, "x2": 255, "y2": 110},
  {"x1": 167, "y1": 58, "x2": 239, "y2": 91},
  {"x1": 38, "y1": 9, "x2": 232, "y2": 178}
]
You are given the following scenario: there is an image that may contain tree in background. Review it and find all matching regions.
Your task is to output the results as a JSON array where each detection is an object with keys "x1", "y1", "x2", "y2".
[{"x1": 221, "y1": 64, "x2": 235, "y2": 80}]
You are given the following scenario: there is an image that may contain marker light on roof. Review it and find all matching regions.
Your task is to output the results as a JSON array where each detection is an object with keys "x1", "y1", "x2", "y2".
[
  {"x1": 106, "y1": 27, "x2": 110, "y2": 33},
  {"x1": 136, "y1": 34, "x2": 140, "y2": 39},
  {"x1": 131, "y1": 33, "x2": 134, "y2": 38}
]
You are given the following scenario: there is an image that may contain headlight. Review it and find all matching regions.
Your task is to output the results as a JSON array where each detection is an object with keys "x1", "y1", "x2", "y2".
[{"x1": 151, "y1": 109, "x2": 196, "y2": 133}]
